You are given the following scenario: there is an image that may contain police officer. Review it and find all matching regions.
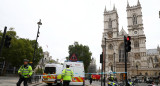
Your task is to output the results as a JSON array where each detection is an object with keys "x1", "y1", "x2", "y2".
[
  {"x1": 17, "y1": 59, "x2": 33, "y2": 86},
  {"x1": 62, "y1": 65, "x2": 73, "y2": 86}
]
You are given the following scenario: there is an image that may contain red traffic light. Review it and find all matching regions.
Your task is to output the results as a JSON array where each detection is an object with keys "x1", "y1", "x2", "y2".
[{"x1": 127, "y1": 36, "x2": 131, "y2": 41}]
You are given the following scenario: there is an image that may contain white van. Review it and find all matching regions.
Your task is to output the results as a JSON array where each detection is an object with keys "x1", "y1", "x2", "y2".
[
  {"x1": 63, "y1": 61, "x2": 85, "y2": 86},
  {"x1": 42, "y1": 63, "x2": 63, "y2": 86}
]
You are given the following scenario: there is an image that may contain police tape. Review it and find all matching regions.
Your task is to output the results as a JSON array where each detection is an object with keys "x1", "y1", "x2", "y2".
[{"x1": 33, "y1": 72, "x2": 127, "y2": 77}]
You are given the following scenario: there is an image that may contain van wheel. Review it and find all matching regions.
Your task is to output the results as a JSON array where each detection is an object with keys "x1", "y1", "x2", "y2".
[{"x1": 47, "y1": 83, "x2": 52, "y2": 86}]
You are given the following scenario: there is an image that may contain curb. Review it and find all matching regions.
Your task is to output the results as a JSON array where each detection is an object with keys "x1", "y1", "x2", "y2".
[{"x1": 29, "y1": 82, "x2": 43, "y2": 86}]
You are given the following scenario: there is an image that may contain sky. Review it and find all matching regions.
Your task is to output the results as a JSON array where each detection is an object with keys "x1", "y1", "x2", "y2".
[{"x1": 0, "y1": 0, "x2": 160, "y2": 68}]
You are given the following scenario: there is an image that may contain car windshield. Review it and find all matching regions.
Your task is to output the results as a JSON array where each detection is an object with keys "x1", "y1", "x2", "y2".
[{"x1": 44, "y1": 67, "x2": 56, "y2": 74}]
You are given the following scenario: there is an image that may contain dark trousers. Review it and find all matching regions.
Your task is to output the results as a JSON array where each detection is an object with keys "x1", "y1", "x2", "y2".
[
  {"x1": 90, "y1": 78, "x2": 92, "y2": 85},
  {"x1": 17, "y1": 78, "x2": 28, "y2": 86},
  {"x1": 63, "y1": 80, "x2": 70, "y2": 86}
]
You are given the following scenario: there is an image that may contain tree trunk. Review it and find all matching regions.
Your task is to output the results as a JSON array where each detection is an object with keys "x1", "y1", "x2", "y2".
[{"x1": 2, "y1": 61, "x2": 8, "y2": 75}]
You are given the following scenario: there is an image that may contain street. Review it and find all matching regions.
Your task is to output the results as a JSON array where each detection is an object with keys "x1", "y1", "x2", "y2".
[{"x1": 1, "y1": 76, "x2": 159, "y2": 86}]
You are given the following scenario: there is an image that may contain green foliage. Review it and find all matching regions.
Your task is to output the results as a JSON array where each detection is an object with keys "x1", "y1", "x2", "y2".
[
  {"x1": 49, "y1": 59, "x2": 57, "y2": 63},
  {"x1": 68, "y1": 42, "x2": 92, "y2": 72},
  {"x1": 35, "y1": 67, "x2": 43, "y2": 74},
  {"x1": 0, "y1": 28, "x2": 43, "y2": 74}
]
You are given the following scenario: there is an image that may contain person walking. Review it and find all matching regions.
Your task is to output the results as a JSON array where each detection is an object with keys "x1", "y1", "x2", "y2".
[
  {"x1": 17, "y1": 59, "x2": 33, "y2": 86},
  {"x1": 62, "y1": 65, "x2": 73, "y2": 86},
  {"x1": 89, "y1": 75, "x2": 93, "y2": 85}
]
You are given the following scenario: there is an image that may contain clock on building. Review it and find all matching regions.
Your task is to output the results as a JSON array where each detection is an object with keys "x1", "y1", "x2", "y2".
[{"x1": 134, "y1": 30, "x2": 138, "y2": 35}]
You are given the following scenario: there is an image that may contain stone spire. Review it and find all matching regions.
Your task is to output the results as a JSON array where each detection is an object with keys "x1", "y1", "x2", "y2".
[
  {"x1": 104, "y1": 6, "x2": 107, "y2": 12},
  {"x1": 157, "y1": 45, "x2": 160, "y2": 53},
  {"x1": 157, "y1": 45, "x2": 160, "y2": 50},
  {"x1": 127, "y1": 0, "x2": 130, "y2": 7},
  {"x1": 113, "y1": 4, "x2": 115, "y2": 10},
  {"x1": 137, "y1": 0, "x2": 141, "y2": 6}
]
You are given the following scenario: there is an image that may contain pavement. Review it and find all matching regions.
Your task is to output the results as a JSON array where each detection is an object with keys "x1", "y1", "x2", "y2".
[
  {"x1": 0, "y1": 76, "x2": 42, "y2": 86},
  {"x1": 0, "y1": 76, "x2": 160, "y2": 86}
]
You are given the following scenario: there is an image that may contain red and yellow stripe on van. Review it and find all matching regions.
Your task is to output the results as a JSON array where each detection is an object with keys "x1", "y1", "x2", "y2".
[
  {"x1": 43, "y1": 73, "x2": 56, "y2": 79},
  {"x1": 72, "y1": 77, "x2": 84, "y2": 82}
]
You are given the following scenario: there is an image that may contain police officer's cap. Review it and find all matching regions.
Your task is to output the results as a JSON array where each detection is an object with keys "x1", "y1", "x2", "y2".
[
  {"x1": 24, "y1": 59, "x2": 29, "y2": 62},
  {"x1": 66, "y1": 65, "x2": 70, "y2": 67}
]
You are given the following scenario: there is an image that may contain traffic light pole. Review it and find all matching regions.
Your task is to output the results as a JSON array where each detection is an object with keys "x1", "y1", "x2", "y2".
[
  {"x1": 0, "y1": 27, "x2": 7, "y2": 75},
  {"x1": 124, "y1": 36, "x2": 128, "y2": 86},
  {"x1": 100, "y1": 52, "x2": 103, "y2": 86},
  {"x1": 103, "y1": 38, "x2": 106, "y2": 86},
  {"x1": 101, "y1": 60, "x2": 103, "y2": 86}
]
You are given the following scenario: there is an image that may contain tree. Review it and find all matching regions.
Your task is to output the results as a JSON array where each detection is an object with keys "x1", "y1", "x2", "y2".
[
  {"x1": 0, "y1": 28, "x2": 43, "y2": 75},
  {"x1": 68, "y1": 42, "x2": 92, "y2": 72}
]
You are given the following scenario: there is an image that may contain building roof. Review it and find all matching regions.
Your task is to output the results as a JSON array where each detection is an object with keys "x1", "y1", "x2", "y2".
[
  {"x1": 146, "y1": 49, "x2": 159, "y2": 55},
  {"x1": 119, "y1": 28, "x2": 127, "y2": 36}
]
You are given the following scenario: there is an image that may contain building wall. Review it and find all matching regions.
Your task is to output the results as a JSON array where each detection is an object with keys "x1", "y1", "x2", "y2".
[{"x1": 102, "y1": 0, "x2": 160, "y2": 80}]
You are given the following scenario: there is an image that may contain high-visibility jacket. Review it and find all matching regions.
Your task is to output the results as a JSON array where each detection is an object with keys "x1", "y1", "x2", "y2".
[
  {"x1": 62, "y1": 68, "x2": 73, "y2": 81},
  {"x1": 18, "y1": 65, "x2": 33, "y2": 78},
  {"x1": 57, "y1": 74, "x2": 62, "y2": 80},
  {"x1": 128, "y1": 81, "x2": 133, "y2": 85},
  {"x1": 108, "y1": 82, "x2": 116, "y2": 85}
]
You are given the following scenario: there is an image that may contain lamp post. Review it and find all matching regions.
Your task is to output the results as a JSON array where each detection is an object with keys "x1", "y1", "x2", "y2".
[
  {"x1": 32, "y1": 19, "x2": 42, "y2": 68},
  {"x1": 103, "y1": 37, "x2": 107, "y2": 86},
  {"x1": 136, "y1": 65, "x2": 138, "y2": 76},
  {"x1": 159, "y1": 11, "x2": 160, "y2": 18},
  {"x1": 113, "y1": 52, "x2": 116, "y2": 77}
]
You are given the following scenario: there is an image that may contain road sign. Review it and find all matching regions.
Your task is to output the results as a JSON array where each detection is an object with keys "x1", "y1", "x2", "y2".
[{"x1": 69, "y1": 54, "x2": 78, "y2": 62}]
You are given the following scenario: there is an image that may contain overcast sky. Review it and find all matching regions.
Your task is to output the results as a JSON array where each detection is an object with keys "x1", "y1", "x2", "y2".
[{"x1": 0, "y1": 0, "x2": 160, "y2": 68}]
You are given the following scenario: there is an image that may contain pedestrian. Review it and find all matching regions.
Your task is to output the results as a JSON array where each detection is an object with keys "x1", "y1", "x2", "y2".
[
  {"x1": 89, "y1": 75, "x2": 92, "y2": 85},
  {"x1": 17, "y1": 59, "x2": 33, "y2": 86},
  {"x1": 62, "y1": 65, "x2": 73, "y2": 86}
]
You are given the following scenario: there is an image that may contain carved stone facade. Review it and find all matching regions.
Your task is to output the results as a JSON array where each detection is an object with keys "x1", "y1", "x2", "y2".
[{"x1": 101, "y1": 0, "x2": 160, "y2": 80}]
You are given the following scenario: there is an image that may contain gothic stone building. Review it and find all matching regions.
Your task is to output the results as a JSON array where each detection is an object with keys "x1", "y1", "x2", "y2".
[{"x1": 101, "y1": 0, "x2": 160, "y2": 80}]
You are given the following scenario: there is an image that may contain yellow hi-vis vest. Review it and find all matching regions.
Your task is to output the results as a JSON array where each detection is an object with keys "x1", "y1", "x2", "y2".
[
  {"x1": 57, "y1": 74, "x2": 62, "y2": 80},
  {"x1": 18, "y1": 65, "x2": 33, "y2": 78},
  {"x1": 62, "y1": 68, "x2": 73, "y2": 81},
  {"x1": 108, "y1": 82, "x2": 116, "y2": 85}
]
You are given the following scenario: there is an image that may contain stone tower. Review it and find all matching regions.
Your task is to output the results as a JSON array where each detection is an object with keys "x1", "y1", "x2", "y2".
[
  {"x1": 126, "y1": 0, "x2": 147, "y2": 69},
  {"x1": 102, "y1": 5, "x2": 119, "y2": 73},
  {"x1": 103, "y1": 5, "x2": 119, "y2": 39}
]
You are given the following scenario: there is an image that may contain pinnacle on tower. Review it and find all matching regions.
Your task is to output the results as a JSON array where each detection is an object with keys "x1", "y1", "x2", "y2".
[
  {"x1": 104, "y1": 6, "x2": 107, "y2": 12},
  {"x1": 137, "y1": 0, "x2": 141, "y2": 6},
  {"x1": 157, "y1": 45, "x2": 160, "y2": 49},
  {"x1": 113, "y1": 4, "x2": 115, "y2": 10},
  {"x1": 127, "y1": 0, "x2": 130, "y2": 7}
]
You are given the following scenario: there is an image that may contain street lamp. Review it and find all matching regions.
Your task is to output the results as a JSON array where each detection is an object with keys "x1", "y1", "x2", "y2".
[
  {"x1": 159, "y1": 11, "x2": 160, "y2": 18},
  {"x1": 103, "y1": 36, "x2": 107, "y2": 86},
  {"x1": 32, "y1": 19, "x2": 42, "y2": 68},
  {"x1": 113, "y1": 52, "x2": 116, "y2": 77},
  {"x1": 136, "y1": 65, "x2": 138, "y2": 76}
]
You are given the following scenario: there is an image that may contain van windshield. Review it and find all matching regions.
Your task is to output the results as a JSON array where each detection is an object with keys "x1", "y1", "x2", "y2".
[{"x1": 44, "y1": 67, "x2": 56, "y2": 74}]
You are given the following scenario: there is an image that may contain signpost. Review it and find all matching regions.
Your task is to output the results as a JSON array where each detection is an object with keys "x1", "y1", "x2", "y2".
[{"x1": 69, "y1": 54, "x2": 78, "y2": 62}]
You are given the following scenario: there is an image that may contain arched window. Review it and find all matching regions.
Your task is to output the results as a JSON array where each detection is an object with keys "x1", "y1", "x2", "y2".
[
  {"x1": 119, "y1": 43, "x2": 125, "y2": 62},
  {"x1": 140, "y1": 72, "x2": 142, "y2": 75},
  {"x1": 155, "y1": 56, "x2": 158, "y2": 62},
  {"x1": 133, "y1": 14, "x2": 137, "y2": 25},
  {"x1": 155, "y1": 64, "x2": 159, "y2": 68},
  {"x1": 155, "y1": 72, "x2": 157, "y2": 76},
  {"x1": 145, "y1": 72, "x2": 148, "y2": 76},
  {"x1": 149, "y1": 57, "x2": 152, "y2": 63},
  {"x1": 108, "y1": 44, "x2": 113, "y2": 50},
  {"x1": 134, "y1": 41, "x2": 139, "y2": 48},
  {"x1": 108, "y1": 18, "x2": 112, "y2": 29}
]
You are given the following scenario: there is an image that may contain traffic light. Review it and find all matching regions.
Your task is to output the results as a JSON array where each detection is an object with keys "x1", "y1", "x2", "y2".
[
  {"x1": 100, "y1": 52, "x2": 103, "y2": 63},
  {"x1": 4, "y1": 35, "x2": 12, "y2": 48},
  {"x1": 125, "y1": 36, "x2": 131, "y2": 52}
]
